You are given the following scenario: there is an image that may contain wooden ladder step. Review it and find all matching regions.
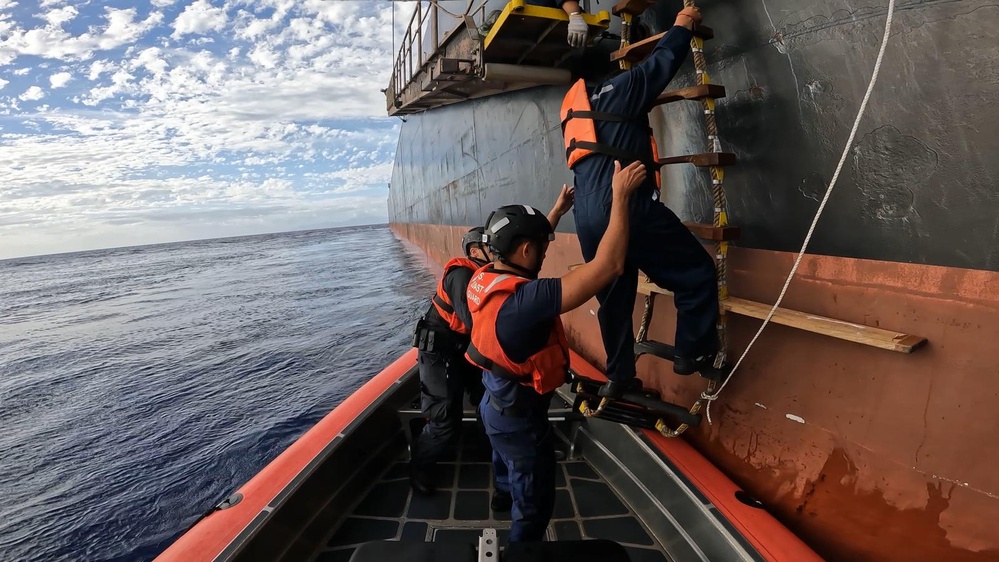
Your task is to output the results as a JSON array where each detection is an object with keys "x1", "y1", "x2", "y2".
[
  {"x1": 653, "y1": 84, "x2": 726, "y2": 107},
  {"x1": 635, "y1": 340, "x2": 676, "y2": 361},
  {"x1": 573, "y1": 377, "x2": 701, "y2": 426},
  {"x1": 636, "y1": 278, "x2": 928, "y2": 353},
  {"x1": 612, "y1": 0, "x2": 656, "y2": 16},
  {"x1": 684, "y1": 222, "x2": 740, "y2": 241},
  {"x1": 611, "y1": 26, "x2": 714, "y2": 63},
  {"x1": 658, "y1": 152, "x2": 736, "y2": 167}
]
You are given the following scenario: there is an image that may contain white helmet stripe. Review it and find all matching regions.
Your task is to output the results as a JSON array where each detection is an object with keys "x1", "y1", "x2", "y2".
[
  {"x1": 490, "y1": 217, "x2": 510, "y2": 233},
  {"x1": 523, "y1": 205, "x2": 535, "y2": 215}
]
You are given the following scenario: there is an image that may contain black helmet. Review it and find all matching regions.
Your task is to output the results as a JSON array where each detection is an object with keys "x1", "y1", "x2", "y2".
[
  {"x1": 462, "y1": 227, "x2": 487, "y2": 261},
  {"x1": 483, "y1": 205, "x2": 554, "y2": 259}
]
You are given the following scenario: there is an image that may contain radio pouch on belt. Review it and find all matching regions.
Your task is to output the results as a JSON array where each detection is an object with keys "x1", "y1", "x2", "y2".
[{"x1": 412, "y1": 318, "x2": 437, "y2": 352}]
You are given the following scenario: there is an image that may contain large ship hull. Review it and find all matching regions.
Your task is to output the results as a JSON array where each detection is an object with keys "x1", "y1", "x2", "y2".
[{"x1": 387, "y1": 2, "x2": 999, "y2": 559}]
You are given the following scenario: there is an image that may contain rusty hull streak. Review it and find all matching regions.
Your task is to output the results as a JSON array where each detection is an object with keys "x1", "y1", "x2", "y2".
[{"x1": 391, "y1": 222, "x2": 999, "y2": 562}]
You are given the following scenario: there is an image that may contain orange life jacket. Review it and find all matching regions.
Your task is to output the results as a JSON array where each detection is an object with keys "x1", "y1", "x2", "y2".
[
  {"x1": 464, "y1": 266, "x2": 570, "y2": 395},
  {"x1": 432, "y1": 257, "x2": 480, "y2": 335},
  {"x1": 560, "y1": 79, "x2": 661, "y2": 189}
]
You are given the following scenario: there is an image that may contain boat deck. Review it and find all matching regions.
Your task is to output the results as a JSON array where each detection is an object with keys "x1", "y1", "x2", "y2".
[{"x1": 313, "y1": 421, "x2": 668, "y2": 562}]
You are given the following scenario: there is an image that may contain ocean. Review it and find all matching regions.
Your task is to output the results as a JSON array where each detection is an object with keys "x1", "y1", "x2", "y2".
[{"x1": 0, "y1": 225, "x2": 437, "y2": 561}]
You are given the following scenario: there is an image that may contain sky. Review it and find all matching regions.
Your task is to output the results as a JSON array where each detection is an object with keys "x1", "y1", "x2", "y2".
[{"x1": 0, "y1": 0, "x2": 417, "y2": 259}]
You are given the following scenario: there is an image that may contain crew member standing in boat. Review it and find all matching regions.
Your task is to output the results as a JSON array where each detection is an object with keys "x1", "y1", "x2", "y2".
[
  {"x1": 466, "y1": 164, "x2": 644, "y2": 541},
  {"x1": 409, "y1": 227, "x2": 491, "y2": 495},
  {"x1": 559, "y1": 7, "x2": 721, "y2": 399}
]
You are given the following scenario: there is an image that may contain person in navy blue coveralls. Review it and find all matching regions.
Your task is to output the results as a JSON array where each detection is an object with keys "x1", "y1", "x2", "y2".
[
  {"x1": 470, "y1": 164, "x2": 646, "y2": 542},
  {"x1": 567, "y1": 7, "x2": 720, "y2": 397}
]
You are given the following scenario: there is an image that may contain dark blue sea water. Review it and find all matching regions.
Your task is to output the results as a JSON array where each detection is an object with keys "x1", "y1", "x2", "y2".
[{"x1": 0, "y1": 226, "x2": 437, "y2": 562}]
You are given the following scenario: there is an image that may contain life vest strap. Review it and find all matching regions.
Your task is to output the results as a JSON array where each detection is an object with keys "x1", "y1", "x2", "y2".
[
  {"x1": 566, "y1": 139, "x2": 660, "y2": 170},
  {"x1": 560, "y1": 109, "x2": 633, "y2": 132},
  {"x1": 432, "y1": 293, "x2": 454, "y2": 315},
  {"x1": 467, "y1": 343, "x2": 531, "y2": 383}
]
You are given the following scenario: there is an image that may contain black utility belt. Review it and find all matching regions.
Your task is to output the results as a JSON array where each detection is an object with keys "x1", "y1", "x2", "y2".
[{"x1": 412, "y1": 318, "x2": 465, "y2": 353}]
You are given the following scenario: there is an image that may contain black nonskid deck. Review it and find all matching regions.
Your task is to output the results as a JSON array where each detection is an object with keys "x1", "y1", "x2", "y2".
[{"x1": 314, "y1": 422, "x2": 669, "y2": 562}]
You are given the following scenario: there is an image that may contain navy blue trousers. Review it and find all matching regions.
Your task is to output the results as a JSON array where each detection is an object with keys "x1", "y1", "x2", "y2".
[
  {"x1": 574, "y1": 187, "x2": 719, "y2": 382},
  {"x1": 480, "y1": 392, "x2": 556, "y2": 542}
]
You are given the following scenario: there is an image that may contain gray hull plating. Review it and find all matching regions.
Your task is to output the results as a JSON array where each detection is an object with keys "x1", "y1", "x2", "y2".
[{"x1": 389, "y1": 0, "x2": 999, "y2": 272}]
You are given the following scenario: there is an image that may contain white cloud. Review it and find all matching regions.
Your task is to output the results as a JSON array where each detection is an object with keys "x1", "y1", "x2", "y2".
[
  {"x1": 0, "y1": 78, "x2": 8, "y2": 90},
  {"x1": 0, "y1": 1, "x2": 406, "y2": 259},
  {"x1": 49, "y1": 71, "x2": 72, "y2": 88},
  {"x1": 13, "y1": 67, "x2": 29, "y2": 75},
  {"x1": 19, "y1": 85, "x2": 44, "y2": 100},
  {"x1": 0, "y1": 7, "x2": 162, "y2": 62},
  {"x1": 40, "y1": 5, "x2": 77, "y2": 27},
  {"x1": 87, "y1": 59, "x2": 112, "y2": 80},
  {"x1": 172, "y1": 0, "x2": 227, "y2": 38}
]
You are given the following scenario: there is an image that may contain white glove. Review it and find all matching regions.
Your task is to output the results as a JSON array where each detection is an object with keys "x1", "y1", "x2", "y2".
[{"x1": 567, "y1": 13, "x2": 588, "y2": 48}]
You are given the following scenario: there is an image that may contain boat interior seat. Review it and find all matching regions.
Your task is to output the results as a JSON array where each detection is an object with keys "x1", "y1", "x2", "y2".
[{"x1": 349, "y1": 538, "x2": 630, "y2": 562}]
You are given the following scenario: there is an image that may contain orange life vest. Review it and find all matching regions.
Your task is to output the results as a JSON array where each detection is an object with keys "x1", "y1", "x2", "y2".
[
  {"x1": 560, "y1": 79, "x2": 661, "y2": 189},
  {"x1": 432, "y1": 257, "x2": 480, "y2": 335},
  {"x1": 464, "y1": 266, "x2": 570, "y2": 395}
]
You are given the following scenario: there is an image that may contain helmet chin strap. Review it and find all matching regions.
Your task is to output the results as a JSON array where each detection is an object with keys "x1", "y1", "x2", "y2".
[{"x1": 495, "y1": 241, "x2": 542, "y2": 279}]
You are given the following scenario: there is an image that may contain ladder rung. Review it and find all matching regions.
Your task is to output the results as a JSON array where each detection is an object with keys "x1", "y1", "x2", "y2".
[
  {"x1": 636, "y1": 277, "x2": 928, "y2": 353},
  {"x1": 573, "y1": 377, "x2": 701, "y2": 426},
  {"x1": 611, "y1": 26, "x2": 714, "y2": 63},
  {"x1": 694, "y1": 25, "x2": 714, "y2": 40},
  {"x1": 612, "y1": 0, "x2": 655, "y2": 16},
  {"x1": 684, "y1": 222, "x2": 740, "y2": 241},
  {"x1": 658, "y1": 152, "x2": 736, "y2": 168},
  {"x1": 653, "y1": 84, "x2": 726, "y2": 107},
  {"x1": 634, "y1": 340, "x2": 676, "y2": 361}
]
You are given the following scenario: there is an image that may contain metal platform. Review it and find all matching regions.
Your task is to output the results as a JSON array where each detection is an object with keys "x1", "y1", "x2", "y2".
[
  {"x1": 386, "y1": 0, "x2": 609, "y2": 116},
  {"x1": 483, "y1": 0, "x2": 610, "y2": 67}
]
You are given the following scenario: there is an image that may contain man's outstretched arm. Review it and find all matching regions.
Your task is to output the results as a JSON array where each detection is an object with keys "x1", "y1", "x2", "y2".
[{"x1": 604, "y1": 7, "x2": 703, "y2": 117}]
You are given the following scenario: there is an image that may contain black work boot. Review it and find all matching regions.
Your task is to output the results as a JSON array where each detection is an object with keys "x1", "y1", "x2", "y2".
[
  {"x1": 409, "y1": 467, "x2": 436, "y2": 496},
  {"x1": 597, "y1": 378, "x2": 643, "y2": 400},
  {"x1": 673, "y1": 353, "x2": 716, "y2": 376},
  {"x1": 491, "y1": 489, "x2": 512, "y2": 512}
]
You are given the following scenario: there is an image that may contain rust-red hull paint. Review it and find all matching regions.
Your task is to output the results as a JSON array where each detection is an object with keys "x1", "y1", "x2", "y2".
[{"x1": 392, "y1": 221, "x2": 999, "y2": 562}]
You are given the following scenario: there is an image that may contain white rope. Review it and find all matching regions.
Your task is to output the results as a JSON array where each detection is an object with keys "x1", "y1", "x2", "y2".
[{"x1": 703, "y1": 0, "x2": 897, "y2": 424}]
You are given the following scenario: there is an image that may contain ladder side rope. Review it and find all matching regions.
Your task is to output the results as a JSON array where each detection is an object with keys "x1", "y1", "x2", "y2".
[
  {"x1": 702, "y1": 0, "x2": 897, "y2": 424},
  {"x1": 646, "y1": 1, "x2": 726, "y2": 438}
]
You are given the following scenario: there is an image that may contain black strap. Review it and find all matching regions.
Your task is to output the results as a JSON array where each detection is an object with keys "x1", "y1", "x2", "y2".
[
  {"x1": 560, "y1": 108, "x2": 633, "y2": 132},
  {"x1": 467, "y1": 343, "x2": 531, "y2": 383},
  {"x1": 566, "y1": 139, "x2": 661, "y2": 170},
  {"x1": 432, "y1": 293, "x2": 453, "y2": 315}
]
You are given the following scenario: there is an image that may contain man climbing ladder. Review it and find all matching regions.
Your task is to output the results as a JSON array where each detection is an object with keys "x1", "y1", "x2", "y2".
[{"x1": 560, "y1": 6, "x2": 721, "y2": 399}]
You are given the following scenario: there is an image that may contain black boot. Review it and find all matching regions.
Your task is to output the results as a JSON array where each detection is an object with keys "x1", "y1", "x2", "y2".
[
  {"x1": 409, "y1": 466, "x2": 436, "y2": 495},
  {"x1": 597, "y1": 378, "x2": 643, "y2": 400},
  {"x1": 491, "y1": 489, "x2": 512, "y2": 512},
  {"x1": 673, "y1": 353, "x2": 716, "y2": 376}
]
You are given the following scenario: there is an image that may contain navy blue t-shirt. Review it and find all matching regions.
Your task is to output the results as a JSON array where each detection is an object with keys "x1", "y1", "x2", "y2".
[{"x1": 483, "y1": 278, "x2": 562, "y2": 408}]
